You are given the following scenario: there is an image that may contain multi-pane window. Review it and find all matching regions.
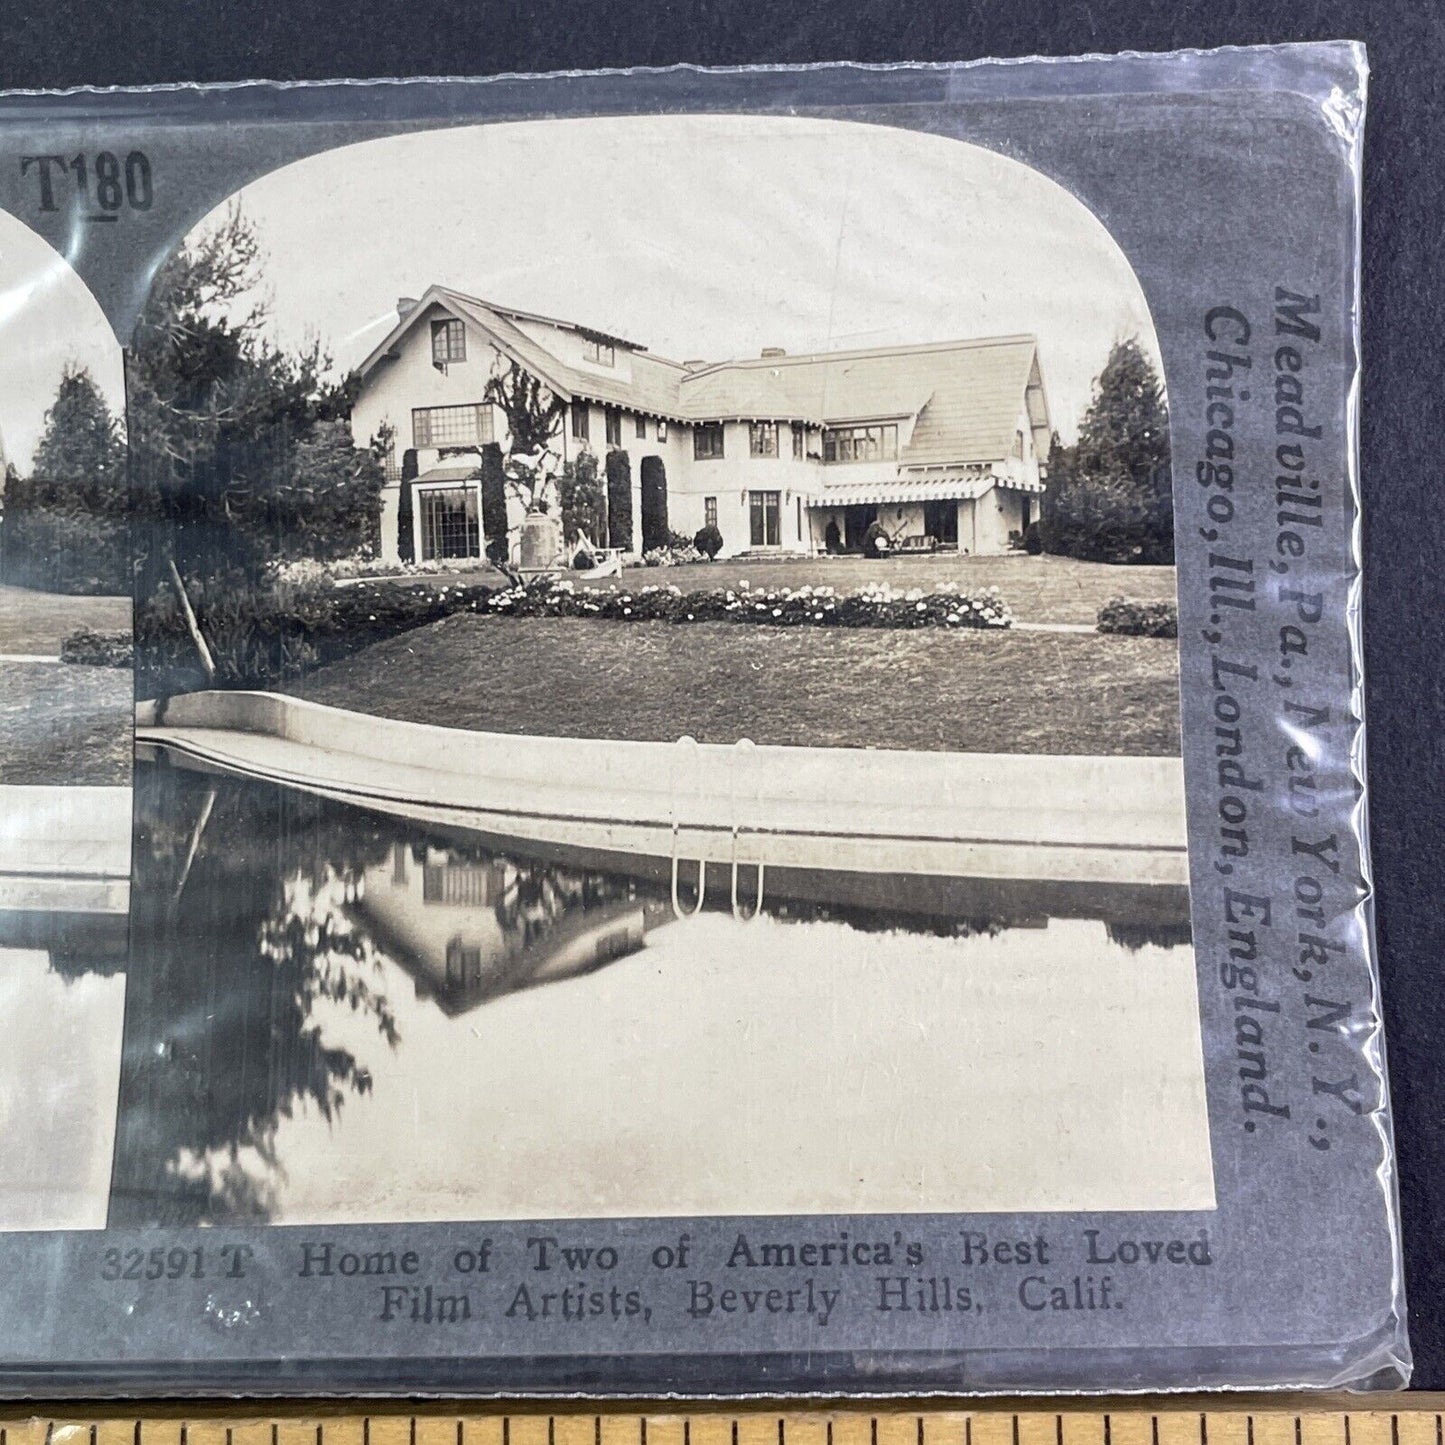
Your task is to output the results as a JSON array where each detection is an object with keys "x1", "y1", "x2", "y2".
[
  {"x1": 822, "y1": 423, "x2": 899, "y2": 463},
  {"x1": 581, "y1": 337, "x2": 615, "y2": 367},
  {"x1": 605, "y1": 408, "x2": 622, "y2": 448},
  {"x1": 418, "y1": 485, "x2": 481, "y2": 561},
  {"x1": 412, "y1": 404, "x2": 492, "y2": 449},
  {"x1": 704, "y1": 497, "x2": 718, "y2": 530},
  {"x1": 748, "y1": 490, "x2": 781, "y2": 548},
  {"x1": 571, "y1": 400, "x2": 590, "y2": 440},
  {"x1": 749, "y1": 421, "x2": 779, "y2": 458},
  {"x1": 694, "y1": 422, "x2": 724, "y2": 460},
  {"x1": 379, "y1": 433, "x2": 401, "y2": 481},
  {"x1": 430, "y1": 318, "x2": 467, "y2": 364},
  {"x1": 636, "y1": 415, "x2": 648, "y2": 439},
  {"x1": 792, "y1": 422, "x2": 805, "y2": 459}
]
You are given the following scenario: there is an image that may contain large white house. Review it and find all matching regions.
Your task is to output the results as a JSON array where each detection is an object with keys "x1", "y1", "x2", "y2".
[{"x1": 350, "y1": 286, "x2": 1054, "y2": 563}]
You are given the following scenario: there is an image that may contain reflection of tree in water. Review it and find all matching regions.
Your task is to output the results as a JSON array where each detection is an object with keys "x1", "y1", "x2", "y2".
[
  {"x1": 111, "y1": 765, "x2": 406, "y2": 1226},
  {"x1": 114, "y1": 768, "x2": 656, "y2": 1224}
]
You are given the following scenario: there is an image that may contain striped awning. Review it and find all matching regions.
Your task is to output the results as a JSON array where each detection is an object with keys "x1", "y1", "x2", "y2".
[
  {"x1": 810, "y1": 475, "x2": 997, "y2": 507},
  {"x1": 810, "y1": 469, "x2": 1047, "y2": 507}
]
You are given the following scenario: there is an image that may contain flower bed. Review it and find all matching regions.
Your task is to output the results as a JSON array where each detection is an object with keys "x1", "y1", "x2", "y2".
[
  {"x1": 477, "y1": 577, "x2": 1013, "y2": 629},
  {"x1": 1096, "y1": 597, "x2": 1179, "y2": 638}
]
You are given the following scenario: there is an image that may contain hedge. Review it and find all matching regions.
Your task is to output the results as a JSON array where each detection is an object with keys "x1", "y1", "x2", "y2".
[
  {"x1": 61, "y1": 627, "x2": 134, "y2": 668},
  {"x1": 0, "y1": 511, "x2": 131, "y2": 595},
  {"x1": 1096, "y1": 597, "x2": 1178, "y2": 637}
]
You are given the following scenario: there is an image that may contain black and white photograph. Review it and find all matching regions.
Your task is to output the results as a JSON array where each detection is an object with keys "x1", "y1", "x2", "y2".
[
  {"x1": 119, "y1": 114, "x2": 1210, "y2": 1227},
  {"x1": 0, "y1": 212, "x2": 131, "y2": 1229}
]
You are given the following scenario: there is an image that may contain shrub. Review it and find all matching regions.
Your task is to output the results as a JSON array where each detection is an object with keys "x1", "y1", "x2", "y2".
[
  {"x1": 61, "y1": 627, "x2": 134, "y2": 668},
  {"x1": 1096, "y1": 597, "x2": 1178, "y2": 637},
  {"x1": 693, "y1": 523, "x2": 724, "y2": 559},
  {"x1": 640, "y1": 543, "x2": 703, "y2": 567},
  {"x1": 558, "y1": 452, "x2": 604, "y2": 546},
  {"x1": 135, "y1": 572, "x2": 499, "y2": 696},
  {"x1": 640, "y1": 455, "x2": 668, "y2": 552},
  {"x1": 605, "y1": 449, "x2": 633, "y2": 552},
  {"x1": 1023, "y1": 520, "x2": 1043, "y2": 555},
  {"x1": 0, "y1": 510, "x2": 130, "y2": 594},
  {"x1": 1042, "y1": 470, "x2": 1174, "y2": 564}
]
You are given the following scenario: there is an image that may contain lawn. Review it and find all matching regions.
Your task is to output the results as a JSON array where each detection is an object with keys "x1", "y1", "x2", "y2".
[
  {"x1": 355, "y1": 554, "x2": 1176, "y2": 627},
  {"x1": 0, "y1": 662, "x2": 133, "y2": 785},
  {"x1": 0, "y1": 584, "x2": 132, "y2": 656},
  {"x1": 294, "y1": 614, "x2": 1182, "y2": 756},
  {"x1": 618, "y1": 554, "x2": 1178, "y2": 626}
]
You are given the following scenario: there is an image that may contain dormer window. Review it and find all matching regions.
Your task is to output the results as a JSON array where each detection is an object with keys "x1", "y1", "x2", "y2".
[
  {"x1": 431, "y1": 318, "x2": 466, "y2": 364},
  {"x1": 581, "y1": 337, "x2": 615, "y2": 367}
]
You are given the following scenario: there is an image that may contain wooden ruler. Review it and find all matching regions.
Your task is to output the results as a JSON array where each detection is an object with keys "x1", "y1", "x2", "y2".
[{"x1": 2, "y1": 1404, "x2": 1444, "y2": 1445}]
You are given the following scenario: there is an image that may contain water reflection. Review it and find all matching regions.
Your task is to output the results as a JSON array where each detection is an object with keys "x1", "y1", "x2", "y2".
[
  {"x1": 0, "y1": 939, "x2": 126, "y2": 1229},
  {"x1": 112, "y1": 760, "x2": 1210, "y2": 1226}
]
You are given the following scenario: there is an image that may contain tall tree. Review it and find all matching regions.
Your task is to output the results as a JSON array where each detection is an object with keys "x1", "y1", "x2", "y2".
[
  {"x1": 128, "y1": 207, "x2": 381, "y2": 587},
  {"x1": 1074, "y1": 338, "x2": 1171, "y2": 500},
  {"x1": 31, "y1": 365, "x2": 126, "y2": 515},
  {"x1": 0, "y1": 370, "x2": 129, "y2": 593},
  {"x1": 1040, "y1": 338, "x2": 1173, "y2": 565}
]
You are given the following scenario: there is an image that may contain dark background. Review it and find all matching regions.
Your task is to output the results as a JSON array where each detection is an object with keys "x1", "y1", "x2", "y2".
[{"x1": 2, "y1": 0, "x2": 1441, "y2": 1390}]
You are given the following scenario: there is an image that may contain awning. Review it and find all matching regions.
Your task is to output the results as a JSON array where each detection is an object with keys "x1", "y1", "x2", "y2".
[
  {"x1": 809, "y1": 475, "x2": 997, "y2": 507},
  {"x1": 414, "y1": 465, "x2": 480, "y2": 485},
  {"x1": 808, "y1": 469, "x2": 1047, "y2": 507}
]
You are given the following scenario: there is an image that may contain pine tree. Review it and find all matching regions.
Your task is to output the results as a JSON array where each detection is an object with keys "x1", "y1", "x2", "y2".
[
  {"x1": 128, "y1": 206, "x2": 381, "y2": 586},
  {"x1": 31, "y1": 365, "x2": 126, "y2": 516},
  {"x1": 1074, "y1": 338, "x2": 1171, "y2": 502},
  {"x1": 0, "y1": 368, "x2": 130, "y2": 592},
  {"x1": 1040, "y1": 339, "x2": 1173, "y2": 564}
]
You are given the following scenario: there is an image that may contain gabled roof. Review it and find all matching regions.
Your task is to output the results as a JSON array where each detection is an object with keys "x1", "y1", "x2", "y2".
[
  {"x1": 357, "y1": 286, "x2": 693, "y2": 420},
  {"x1": 358, "y1": 286, "x2": 1051, "y2": 463},
  {"x1": 682, "y1": 337, "x2": 1046, "y2": 466}
]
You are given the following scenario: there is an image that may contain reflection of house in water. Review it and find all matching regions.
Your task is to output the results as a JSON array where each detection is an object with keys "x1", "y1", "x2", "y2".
[{"x1": 356, "y1": 843, "x2": 670, "y2": 1015}]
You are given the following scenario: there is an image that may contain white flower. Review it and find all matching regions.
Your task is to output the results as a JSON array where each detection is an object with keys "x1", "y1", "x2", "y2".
[{"x1": 772, "y1": 608, "x2": 782, "y2": 617}]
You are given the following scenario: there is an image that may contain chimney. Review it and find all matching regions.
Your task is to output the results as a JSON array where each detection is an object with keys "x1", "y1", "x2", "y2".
[
  {"x1": 761, "y1": 346, "x2": 786, "y2": 359},
  {"x1": 397, "y1": 296, "x2": 420, "y2": 321}
]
